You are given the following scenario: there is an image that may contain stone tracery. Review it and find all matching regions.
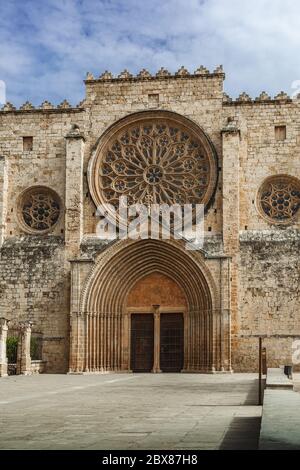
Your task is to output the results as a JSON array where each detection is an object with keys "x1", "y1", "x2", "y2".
[
  {"x1": 19, "y1": 186, "x2": 60, "y2": 233},
  {"x1": 259, "y1": 175, "x2": 300, "y2": 223},
  {"x1": 88, "y1": 112, "x2": 218, "y2": 222},
  {"x1": 99, "y1": 121, "x2": 213, "y2": 208}
]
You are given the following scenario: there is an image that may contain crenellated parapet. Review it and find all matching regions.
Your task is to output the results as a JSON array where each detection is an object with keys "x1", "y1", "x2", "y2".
[
  {"x1": 0, "y1": 66, "x2": 225, "y2": 114},
  {"x1": 84, "y1": 65, "x2": 225, "y2": 83},
  {"x1": 1, "y1": 66, "x2": 296, "y2": 114},
  {"x1": 0, "y1": 98, "x2": 85, "y2": 114},
  {"x1": 223, "y1": 90, "x2": 294, "y2": 105}
]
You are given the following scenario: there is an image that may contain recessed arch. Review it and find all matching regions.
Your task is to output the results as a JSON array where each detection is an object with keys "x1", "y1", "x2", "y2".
[{"x1": 75, "y1": 238, "x2": 223, "y2": 373}]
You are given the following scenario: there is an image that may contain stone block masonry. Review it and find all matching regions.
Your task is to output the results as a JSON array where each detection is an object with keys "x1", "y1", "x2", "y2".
[{"x1": 0, "y1": 66, "x2": 299, "y2": 372}]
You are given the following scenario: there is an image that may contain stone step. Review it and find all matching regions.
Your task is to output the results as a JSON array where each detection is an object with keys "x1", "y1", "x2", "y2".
[{"x1": 266, "y1": 367, "x2": 293, "y2": 389}]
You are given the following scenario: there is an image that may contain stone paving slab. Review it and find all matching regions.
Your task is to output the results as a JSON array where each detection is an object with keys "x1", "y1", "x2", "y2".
[
  {"x1": 259, "y1": 389, "x2": 300, "y2": 450},
  {"x1": 0, "y1": 373, "x2": 261, "y2": 450}
]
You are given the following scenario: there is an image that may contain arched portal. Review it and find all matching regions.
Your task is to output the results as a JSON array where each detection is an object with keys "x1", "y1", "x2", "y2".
[{"x1": 70, "y1": 239, "x2": 222, "y2": 373}]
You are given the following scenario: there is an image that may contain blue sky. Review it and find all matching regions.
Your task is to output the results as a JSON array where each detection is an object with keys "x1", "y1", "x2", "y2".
[{"x1": 1, "y1": 0, "x2": 300, "y2": 106}]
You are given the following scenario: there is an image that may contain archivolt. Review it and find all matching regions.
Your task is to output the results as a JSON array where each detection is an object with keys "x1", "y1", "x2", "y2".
[
  {"x1": 77, "y1": 239, "x2": 220, "y2": 372},
  {"x1": 80, "y1": 238, "x2": 218, "y2": 314}
]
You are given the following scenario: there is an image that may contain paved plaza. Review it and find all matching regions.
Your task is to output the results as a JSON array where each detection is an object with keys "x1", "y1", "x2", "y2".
[{"x1": 0, "y1": 373, "x2": 261, "y2": 450}]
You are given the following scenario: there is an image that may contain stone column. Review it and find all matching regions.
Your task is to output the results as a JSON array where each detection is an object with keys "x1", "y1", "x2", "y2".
[
  {"x1": 221, "y1": 118, "x2": 240, "y2": 255},
  {"x1": 219, "y1": 256, "x2": 232, "y2": 372},
  {"x1": 69, "y1": 312, "x2": 86, "y2": 373},
  {"x1": 123, "y1": 312, "x2": 130, "y2": 371},
  {"x1": 69, "y1": 258, "x2": 93, "y2": 373},
  {"x1": 18, "y1": 322, "x2": 32, "y2": 375},
  {"x1": 66, "y1": 127, "x2": 86, "y2": 372},
  {"x1": 0, "y1": 318, "x2": 9, "y2": 377},
  {"x1": 65, "y1": 124, "x2": 85, "y2": 257},
  {"x1": 221, "y1": 118, "x2": 241, "y2": 364},
  {"x1": 0, "y1": 156, "x2": 8, "y2": 247},
  {"x1": 152, "y1": 306, "x2": 161, "y2": 373}
]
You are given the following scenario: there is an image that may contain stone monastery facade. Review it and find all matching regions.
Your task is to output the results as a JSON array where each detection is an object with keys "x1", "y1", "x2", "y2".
[{"x1": 0, "y1": 65, "x2": 299, "y2": 374}]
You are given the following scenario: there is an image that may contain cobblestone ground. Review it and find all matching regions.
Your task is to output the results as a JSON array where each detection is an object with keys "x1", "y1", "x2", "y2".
[{"x1": 0, "y1": 373, "x2": 261, "y2": 450}]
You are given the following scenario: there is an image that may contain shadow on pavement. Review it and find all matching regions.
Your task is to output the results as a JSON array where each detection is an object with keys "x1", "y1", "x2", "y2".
[{"x1": 220, "y1": 416, "x2": 262, "y2": 450}]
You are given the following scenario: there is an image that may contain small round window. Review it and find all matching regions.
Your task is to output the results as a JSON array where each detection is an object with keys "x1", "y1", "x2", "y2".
[
  {"x1": 257, "y1": 175, "x2": 300, "y2": 224},
  {"x1": 18, "y1": 186, "x2": 61, "y2": 233}
]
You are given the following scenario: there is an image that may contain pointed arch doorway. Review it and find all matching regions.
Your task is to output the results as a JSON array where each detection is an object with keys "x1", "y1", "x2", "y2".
[{"x1": 69, "y1": 239, "x2": 231, "y2": 374}]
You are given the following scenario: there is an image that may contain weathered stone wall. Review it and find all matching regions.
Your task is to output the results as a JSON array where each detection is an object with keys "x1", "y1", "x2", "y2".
[
  {"x1": 233, "y1": 231, "x2": 300, "y2": 371},
  {"x1": 0, "y1": 108, "x2": 85, "y2": 372},
  {"x1": 0, "y1": 237, "x2": 69, "y2": 372},
  {"x1": 223, "y1": 97, "x2": 300, "y2": 231},
  {"x1": 225, "y1": 96, "x2": 300, "y2": 370},
  {"x1": 0, "y1": 108, "x2": 85, "y2": 238}
]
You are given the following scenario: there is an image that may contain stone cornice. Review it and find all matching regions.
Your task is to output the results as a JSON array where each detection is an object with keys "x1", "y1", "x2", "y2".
[{"x1": 0, "y1": 107, "x2": 84, "y2": 115}]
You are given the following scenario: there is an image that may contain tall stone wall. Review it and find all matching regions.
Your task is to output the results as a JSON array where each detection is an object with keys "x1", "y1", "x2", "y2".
[
  {"x1": 232, "y1": 231, "x2": 300, "y2": 371},
  {"x1": 225, "y1": 95, "x2": 300, "y2": 370},
  {"x1": 0, "y1": 107, "x2": 84, "y2": 373}
]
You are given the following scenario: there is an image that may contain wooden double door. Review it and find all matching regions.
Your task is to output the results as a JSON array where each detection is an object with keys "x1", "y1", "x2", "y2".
[{"x1": 130, "y1": 313, "x2": 184, "y2": 372}]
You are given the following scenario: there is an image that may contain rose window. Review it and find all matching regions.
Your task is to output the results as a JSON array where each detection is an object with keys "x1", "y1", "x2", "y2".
[
  {"x1": 258, "y1": 175, "x2": 300, "y2": 223},
  {"x1": 19, "y1": 187, "x2": 61, "y2": 233},
  {"x1": 97, "y1": 119, "x2": 217, "y2": 211}
]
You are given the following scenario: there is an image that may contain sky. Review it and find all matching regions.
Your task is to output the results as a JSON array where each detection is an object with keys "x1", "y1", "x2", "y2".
[{"x1": 1, "y1": 0, "x2": 300, "y2": 106}]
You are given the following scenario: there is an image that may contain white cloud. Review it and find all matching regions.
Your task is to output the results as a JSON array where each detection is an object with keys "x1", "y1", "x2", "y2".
[{"x1": 0, "y1": 0, "x2": 300, "y2": 105}]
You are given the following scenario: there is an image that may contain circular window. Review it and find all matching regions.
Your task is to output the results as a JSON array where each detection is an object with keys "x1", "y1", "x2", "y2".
[
  {"x1": 99, "y1": 121, "x2": 215, "y2": 207},
  {"x1": 257, "y1": 175, "x2": 300, "y2": 224},
  {"x1": 88, "y1": 111, "x2": 218, "y2": 225},
  {"x1": 18, "y1": 186, "x2": 61, "y2": 233}
]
